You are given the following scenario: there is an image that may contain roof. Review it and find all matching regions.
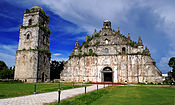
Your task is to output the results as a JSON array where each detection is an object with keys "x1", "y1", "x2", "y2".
[
  {"x1": 31, "y1": 5, "x2": 43, "y2": 10},
  {"x1": 104, "y1": 20, "x2": 110, "y2": 22}
]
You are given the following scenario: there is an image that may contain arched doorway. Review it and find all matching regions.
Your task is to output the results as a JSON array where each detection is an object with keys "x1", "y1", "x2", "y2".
[{"x1": 102, "y1": 67, "x2": 113, "y2": 82}]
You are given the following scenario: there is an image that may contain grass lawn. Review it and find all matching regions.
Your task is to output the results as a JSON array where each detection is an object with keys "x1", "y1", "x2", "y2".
[
  {"x1": 0, "y1": 82, "x2": 84, "y2": 99},
  {"x1": 50, "y1": 86, "x2": 175, "y2": 105}
]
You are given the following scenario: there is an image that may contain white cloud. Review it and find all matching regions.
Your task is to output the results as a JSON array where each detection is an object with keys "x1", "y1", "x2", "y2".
[
  {"x1": 0, "y1": 52, "x2": 16, "y2": 68},
  {"x1": 0, "y1": 44, "x2": 17, "y2": 54},
  {"x1": 40, "y1": 0, "x2": 136, "y2": 34},
  {"x1": 0, "y1": 26, "x2": 19, "y2": 32},
  {"x1": 5, "y1": 0, "x2": 175, "y2": 73},
  {"x1": 51, "y1": 57, "x2": 68, "y2": 62},
  {"x1": 53, "y1": 53, "x2": 62, "y2": 56},
  {"x1": 0, "y1": 13, "x2": 16, "y2": 20},
  {"x1": 0, "y1": 44, "x2": 17, "y2": 67}
]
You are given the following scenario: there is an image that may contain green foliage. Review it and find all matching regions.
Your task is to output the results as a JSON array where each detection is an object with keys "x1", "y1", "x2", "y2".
[
  {"x1": 87, "y1": 36, "x2": 93, "y2": 42},
  {"x1": 129, "y1": 41, "x2": 135, "y2": 47},
  {"x1": 82, "y1": 41, "x2": 89, "y2": 48},
  {"x1": 128, "y1": 41, "x2": 138, "y2": 47},
  {"x1": 25, "y1": 9, "x2": 30, "y2": 13},
  {"x1": 78, "y1": 45, "x2": 82, "y2": 50},
  {"x1": 137, "y1": 52, "x2": 142, "y2": 55},
  {"x1": 50, "y1": 86, "x2": 175, "y2": 105},
  {"x1": 50, "y1": 86, "x2": 111, "y2": 105},
  {"x1": 0, "y1": 68, "x2": 14, "y2": 79},
  {"x1": 38, "y1": 49, "x2": 51, "y2": 55},
  {"x1": 89, "y1": 49, "x2": 93, "y2": 56},
  {"x1": 77, "y1": 53, "x2": 82, "y2": 58},
  {"x1": 20, "y1": 24, "x2": 37, "y2": 29},
  {"x1": 88, "y1": 49, "x2": 97, "y2": 56},
  {"x1": 95, "y1": 41, "x2": 100, "y2": 46},
  {"x1": 40, "y1": 9, "x2": 49, "y2": 19},
  {"x1": 39, "y1": 24, "x2": 51, "y2": 35},
  {"x1": 0, "y1": 83, "x2": 84, "y2": 99},
  {"x1": 90, "y1": 86, "x2": 175, "y2": 105},
  {"x1": 50, "y1": 60, "x2": 64, "y2": 80},
  {"x1": 0, "y1": 61, "x2": 14, "y2": 79},
  {"x1": 163, "y1": 78, "x2": 173, "y2": 85},
  {"x1": 168, "y1": 57, "x2": 175, "y2": 69},
  {"x1": 25, "y1": 8, "x2": 49, "y2": 19},
  {"x1": 0, "y1": 61, "x2": 8, "y2": 71},
  {"x1": 168, "y1": 57, "x2": 175, "y2": 79},
  {"x1": 94, "y1": 33, "x2": 100, "y2": 37},
  {"x1": 17, "y1": 49, "x2": 51, "y2": 55},
  {"x1": 82, "y1": 52, "x2": 88, "y2": 57}
]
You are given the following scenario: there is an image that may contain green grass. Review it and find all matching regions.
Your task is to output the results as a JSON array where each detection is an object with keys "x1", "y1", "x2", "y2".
[
  {"x1": 50, "y1": 86, "x2": 175, "y2": 105},
  {"x1": 0, "y1": 82, "x2": 84, "y2": 99}
]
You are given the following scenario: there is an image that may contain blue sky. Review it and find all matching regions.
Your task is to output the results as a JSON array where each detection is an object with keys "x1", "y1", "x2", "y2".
[{"x1": 0, "y1": 0, "x2": 175, "y2": 73}]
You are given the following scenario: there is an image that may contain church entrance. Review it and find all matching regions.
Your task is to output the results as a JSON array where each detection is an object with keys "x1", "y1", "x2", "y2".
[{"x1": 102, "y1": 67, "x2": 113, "y2": 82}]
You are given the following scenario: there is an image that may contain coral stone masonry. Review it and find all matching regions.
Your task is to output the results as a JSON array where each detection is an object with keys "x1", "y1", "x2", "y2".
[
  {"x1": 14, "y1": 6, "x2": 51, "y2": 82},
  {"x1": 61, "y1": 20, "x2": 162, "y2": 83},
  {"x1": 15, "y1": 6, "x2": 162, "y2": 83}
]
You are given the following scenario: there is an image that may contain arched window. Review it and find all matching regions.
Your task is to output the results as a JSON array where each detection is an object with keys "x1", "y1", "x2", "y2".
[
  {"x1": 28, "y1": 19, "x2": 32, "y2": 26},
  {"x1": 104, "y1": 48, "x2": 109, "y2": 54},
  {"x1": 27, "y1": 34, "x2": 30, "y2": 39},
  {"x1": 122, "y1": 47, "x2": 126, "y2": 54},
  {"x1": 105, "y1": 39, "x2": 108, "y2": 44}
]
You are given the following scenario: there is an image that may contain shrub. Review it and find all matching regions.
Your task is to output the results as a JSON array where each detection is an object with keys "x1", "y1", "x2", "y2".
[{"x1": 94, "y1": 33, "x2": 100, "y2": 37}]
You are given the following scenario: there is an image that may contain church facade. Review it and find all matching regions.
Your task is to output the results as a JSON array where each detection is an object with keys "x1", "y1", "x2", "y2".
[{"x1": 61, "y1": 20, "x2": 162, "y2": 83}]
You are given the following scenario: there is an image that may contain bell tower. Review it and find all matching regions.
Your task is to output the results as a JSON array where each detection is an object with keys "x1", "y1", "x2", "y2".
[{"x1": 15, "y1": 6, "x2": 51, "y2": 82}]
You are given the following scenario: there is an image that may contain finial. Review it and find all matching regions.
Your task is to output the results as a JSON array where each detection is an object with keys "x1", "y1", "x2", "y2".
[
  {"x1": 93, "y1": 29, "x2": 97, "y2": 35},
  {"x1": 138, "y1": 36, "x2": 143, "y2": 46},
  {"x1": 145, "y1": 46, "x2": 148, "y2": 50},
  {"x1": 128, "y1": 33, "x2": 130, "y2": 40},
  {"x1": 118, "y1": 27, "x2": 120, "y2": 33},
  {"x1": 86, "y1": 36, "x2": 88, "y2": 41},
  {"x1": 145, "y1": 46, "x2": 150, "y2": 55},
  {"x1": 75, "y1": 40, "x2": 80, "y2": 49}
]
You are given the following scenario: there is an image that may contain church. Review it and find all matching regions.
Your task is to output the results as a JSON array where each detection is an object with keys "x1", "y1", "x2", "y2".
[
  {"x1": 14, "y1": 6, "x2": 162, "y2": 83},
  {"x1": 61, "y1": 20, "x2": 162, "y2": 83}
]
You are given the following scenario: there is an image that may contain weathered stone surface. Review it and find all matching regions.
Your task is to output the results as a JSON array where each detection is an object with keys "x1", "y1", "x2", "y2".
[
  {"x1": 14, "y1": 6, "x2": 50, "y2": 83},
  {"x1": 61, "y1": 20, "x2": 162, "y2": 83}
]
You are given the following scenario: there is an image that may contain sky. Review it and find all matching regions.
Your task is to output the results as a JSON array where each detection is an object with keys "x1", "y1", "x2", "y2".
[{"x1": 0, "y1": 0, "x2": 175, "y2": 74}]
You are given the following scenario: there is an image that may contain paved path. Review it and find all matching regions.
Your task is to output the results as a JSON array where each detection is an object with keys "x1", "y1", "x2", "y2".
[{"x1": 0, "y1": 85, "x2": 106, "y2": 105}]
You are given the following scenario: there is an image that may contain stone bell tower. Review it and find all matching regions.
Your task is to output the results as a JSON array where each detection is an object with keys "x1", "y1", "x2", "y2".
[{"x1": 14, "y1": 6, "x2": 51, "y2": 82}]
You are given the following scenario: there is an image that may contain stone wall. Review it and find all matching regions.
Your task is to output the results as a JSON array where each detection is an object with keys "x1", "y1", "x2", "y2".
[
  {"x1": 61, "y1": 55, "x2": 162, "y2": 83},
  {"x1": 15, "y1": 6, "x2": 50, "y2": 83},
  {"x1": 61, "y1": 20, "x2": 162, "y2": 83}
]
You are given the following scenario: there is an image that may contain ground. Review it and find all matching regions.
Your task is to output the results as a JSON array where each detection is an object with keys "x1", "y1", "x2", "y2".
[
  {"x1": 50, "y1": 86, "x2": 175, "y2": 105},
  {"x1": 0, "y1": 82, "x2": 83, "y2": 99}
]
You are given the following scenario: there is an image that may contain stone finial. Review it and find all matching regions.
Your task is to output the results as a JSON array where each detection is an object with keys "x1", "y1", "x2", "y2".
[
  {"x1": 118, "y1": 27, "x2": 120, "y2": 33},
  {"x1": 93, "y1": 29, "x2": 97, "y2": 35},
  {"x1": 86, "y1": 36, "x2": 88, "y2": 41},
  {"x1": 128, "y1": 33, "x2": 130, "y2": 40},
  {"x1": 103, "y1": 20, "x2": 111, "y2": 29},
  {"x1": 138, "y1": 36, "x2": 143, "y2": 46},
  {"x1": 75, "y1": 40, "x2": 80, "y2": 49},
  {"x1": 145, "y1": 46, "x2": 150, "y2": 55}
]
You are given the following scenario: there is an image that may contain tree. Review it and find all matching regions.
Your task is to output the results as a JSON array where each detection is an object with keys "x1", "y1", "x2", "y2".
[
  {"x1": 0, "y1": 61, "x2": 14, "y2": 79},
  {"x1": 0, "y1": 68, "x2": 14, "y2": 79},
  {"x1": 168, "y1": 57, "x2": 175, "y2": 80},
  {"x1": 50, "y1": 60, "x2": 64, "y2": 80},
  {"x1": 0, "y1": 60, "x2": 8, "y2": 71}
]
